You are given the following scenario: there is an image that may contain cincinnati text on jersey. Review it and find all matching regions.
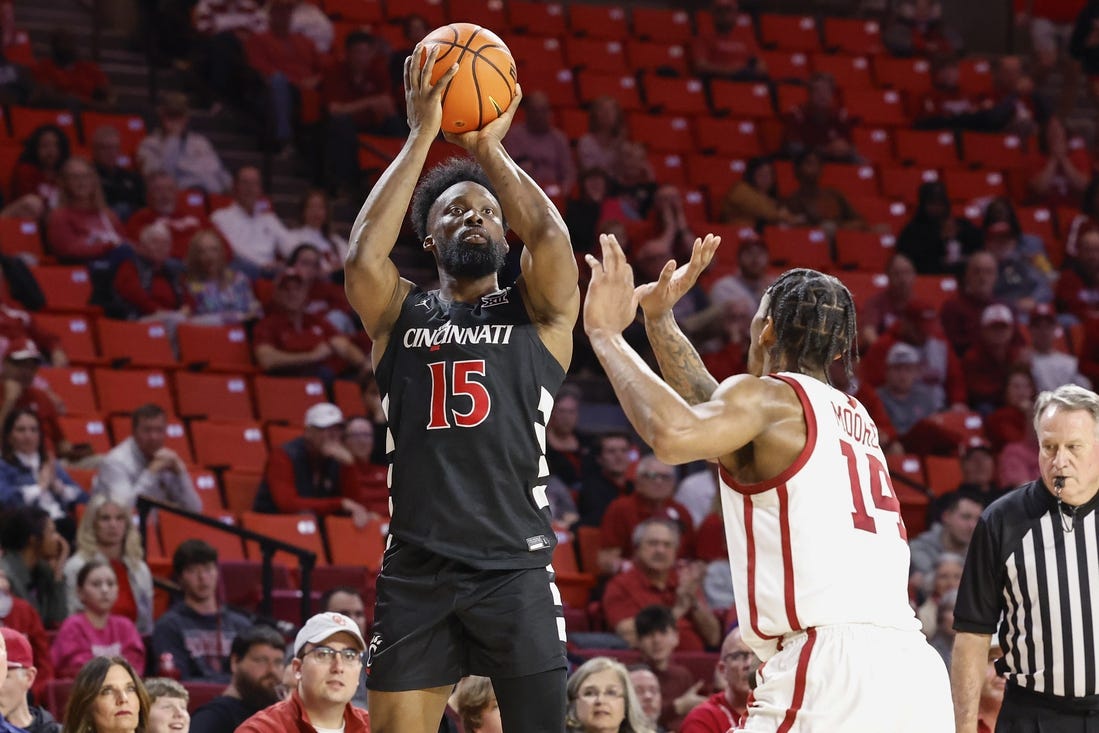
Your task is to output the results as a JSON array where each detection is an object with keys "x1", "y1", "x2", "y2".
[{"x1": 402, "y1": 323, "x2": 516, "y2": 349}]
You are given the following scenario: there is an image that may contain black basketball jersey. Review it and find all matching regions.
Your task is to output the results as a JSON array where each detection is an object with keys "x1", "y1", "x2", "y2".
[{"x1": 375, "y1": 285, "x2": 565, "y2": 569}]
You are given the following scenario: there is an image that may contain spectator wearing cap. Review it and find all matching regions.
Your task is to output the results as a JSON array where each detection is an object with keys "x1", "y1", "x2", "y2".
[
  {"x1": 237, "y1": 612, "x2": 370, "y2": 733},
  {"x1": 858, "y1": 253, "x2": 917, "y2": 348},
  {"x1": 0, "y1": 628, "x2": 58, "y2": 733},
  {"x1": 861, "y1": 300, "x2": 967, "y2": 411},
  {"x1": 963, "y1": 304, "x2": 1031, "y2": 411},
  {"x1": 708, "y1": 234, "x2": 775, "y2": 310},
  {"x1": 0, "y1": 339, "x2": 71, "y2": 459},
  {"x1": 136, "y1": 92, "x2": 232, "y2": 195},
  {"x1": 210, "y1": 166, "x2": 293, "y2": 278},
  {"x1": 878, "y1": 342, "x2": 941, "y2": 439},
  {"x1": 1054, "y1": 224, "x2": 1099, "y2": 323},
  {"x1": 252, "y1": 267, "x2": 368, "y2": 386},
  {"x1": 0, "y1": 567, "x2": 54, "y2": 702},
  {"x1": 252, "y1": 403, "x2": 374, "y2": 525},
  {"x1": 1029, "y1": 302, "x2": 1091, "y2": 392},
  {"x1": 598, "y1": 454, "x2": 695, "y2": 575},
  {"x1": 941, "y1": 251, "x2": 1004, "y2": 357},
  {"x1": 985, "y1": 220, "x2": 1053, "y2": 318},
  {"x1": 92, "y1": 403, "x2": 201, "y2": 513},
  {"x1": 320, "y1": 587, "x2": 368, "y2": 709},
  {"x1": 151, "y1": 539, "x2": 253, "y2": 683}
]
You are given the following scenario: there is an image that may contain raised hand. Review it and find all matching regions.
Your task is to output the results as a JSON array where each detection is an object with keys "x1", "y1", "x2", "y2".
[
  {"x1": 404, "y1": 43, "x2": 459, "y2": 137},
  {"x1": 635, "y1": 234, "x2": 721, "y2": 319},
  {"x1": 583, "y1": 233, "x2": 639, "y2": 337}
]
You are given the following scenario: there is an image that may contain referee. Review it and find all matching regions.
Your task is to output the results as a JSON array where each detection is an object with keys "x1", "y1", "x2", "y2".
[{"x1": 952, "y1": 384, "x2": 1099, "y2": 732}]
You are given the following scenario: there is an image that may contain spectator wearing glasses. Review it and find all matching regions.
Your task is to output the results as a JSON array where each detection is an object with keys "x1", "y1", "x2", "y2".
[
  {"x1": 320, "y1": 586, "x2": 368, "y2": 709},
  {"x1": 598, "y1": 454, "x2": 695, "y2": 575},
  {"x1": 237, "y1": 612, "x2": 370, "y2": 733},
  {"x1": 680, "y1": 627, "x2": 755, "y2": 732},
  {"x1": 565, "y1": 656, "x2": 655, "y2": 733},
  {"x1": 0, "y1": 627, "x2": 60, "y2": 733}
]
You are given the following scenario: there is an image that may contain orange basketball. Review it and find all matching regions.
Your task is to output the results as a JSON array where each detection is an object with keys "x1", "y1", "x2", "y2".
[{"x1": 419, "y1": 22, "x2": 517, "y2": 134}]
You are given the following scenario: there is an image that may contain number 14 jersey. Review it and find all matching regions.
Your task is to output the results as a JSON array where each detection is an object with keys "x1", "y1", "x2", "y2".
[
  {"x1": 375, "y1": 286, "x2": 565, "y2": 570},
  {"x1": 718, "y1": 372, "x2": 920, "y2": 661}
]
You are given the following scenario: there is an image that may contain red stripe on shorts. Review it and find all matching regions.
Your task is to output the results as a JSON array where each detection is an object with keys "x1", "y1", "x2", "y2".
[{"x1": 776, "y1": 627, "x2": 818, "y2": 733}]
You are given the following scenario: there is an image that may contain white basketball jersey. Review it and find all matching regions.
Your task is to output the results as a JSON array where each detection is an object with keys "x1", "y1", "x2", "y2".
[{"x1": 719, "y1": 372, "x2": 919, "y2": 661}]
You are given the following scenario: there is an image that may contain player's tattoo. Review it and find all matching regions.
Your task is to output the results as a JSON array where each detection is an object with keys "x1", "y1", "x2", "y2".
[{"x1": 646, "y1": 312, "x2": 719, "y2": 405}]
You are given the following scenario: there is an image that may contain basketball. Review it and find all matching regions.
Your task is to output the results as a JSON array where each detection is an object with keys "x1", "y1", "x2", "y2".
[{"x1": 419, "y1": 22, "x2": 517, "y2": 134}]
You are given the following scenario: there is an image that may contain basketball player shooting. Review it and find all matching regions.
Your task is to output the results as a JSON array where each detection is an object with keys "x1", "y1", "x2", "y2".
[
  {"x1": 583, "y1": 234, "x2": 953, "y2": 732},
  {"x1": 344, "y1": 43, "x2": 579, "y2": 733}
]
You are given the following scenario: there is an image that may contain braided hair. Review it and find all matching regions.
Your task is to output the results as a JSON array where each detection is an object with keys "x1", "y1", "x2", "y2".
[{"x1": 764, "y1": 268, "x2": 858, "y2": 382}]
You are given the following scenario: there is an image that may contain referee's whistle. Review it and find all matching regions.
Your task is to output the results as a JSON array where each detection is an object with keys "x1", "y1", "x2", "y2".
[{"x1": 1053, "y1": 476, "x2": 1066, "y2": 491}]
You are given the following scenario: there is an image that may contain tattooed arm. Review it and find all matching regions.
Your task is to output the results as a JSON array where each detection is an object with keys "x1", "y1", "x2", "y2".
[
  {"x1": 645, "y1": 311, "x2": 720, "y2": 404},
  {"x1": 634, "y1": 234, "x2": 723, "y2": 404}
]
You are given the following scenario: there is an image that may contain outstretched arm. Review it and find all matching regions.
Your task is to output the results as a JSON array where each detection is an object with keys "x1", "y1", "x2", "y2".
[
  {"x1": 345, "y1": 45, "x2": 458, "y2": 348},
  {"x1": 445, "y1": 87, "x2": 580, "y2": 365},
  {"x1": 638, "y1": 235, "x2": 723, "y2": 404},
  {"x1": 584, "y1": 234, "x2": 769, "y2": 465}
]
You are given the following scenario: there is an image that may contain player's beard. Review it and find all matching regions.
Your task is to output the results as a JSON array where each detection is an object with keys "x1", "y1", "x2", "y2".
[
  {"x1": 439, "y1": 235, "x2": 507, "y2": 279},
  {"x1": 236, "y1": 670, "x2": 282, "y2": 710}
]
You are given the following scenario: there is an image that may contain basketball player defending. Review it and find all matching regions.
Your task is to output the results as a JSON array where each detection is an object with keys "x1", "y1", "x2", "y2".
[
  {"x1": 583, "y1": 234, "x2": 953, "y2": 732},
  {"x1": 344, "y1": 45, "x2": 579, "y2": 733}
]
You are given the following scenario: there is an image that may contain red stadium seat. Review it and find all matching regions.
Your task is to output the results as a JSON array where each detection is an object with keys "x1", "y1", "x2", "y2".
[
  {"x1": 924, "y1": 455, "x2": 963, "y2": 497},
  {"x1": 763, "y1": 226, "x2": 833, "y2": 271},
  {"x1": 187, "y1": 468, "x2": 226, "y2": 514},
  {"x1": 687, "y1": 154, "x2": 747, "y2": 215},
  {"x1": 568, "y1": 4, "x2": 629, "y2": 39},
  {"x1": 94, "y1": 368, "x2": 174, "y2": 415},
  {"x1": 174, "y1": 371, "x2": 255, "y2": 422},
  {"x1": 507, "y1": 35, "x2": 566, "y2": 76},
  {"x1": 555, "y1": 106, "x2": 589, "y2": 140},
  {"x1": 325, "y1": 515, "x2": 386, "y2": 573},
  {"x1": 507, "y1": 0, "x2": 567, "y2": 36},
  {"x1": 176, "y1": 323, "x2": 254, "y2": 372},
  {"x1": 630, "y1": 115, "x2": 694, "y2": 154},
  {"x1": 820, "y1": 163, "x2": 879, "y2": 198},
  {"x1": 811, "y1": 53, "x2": 874, "y2": 90},
  {"x1": 392, "y1": 0, "x2": 445, "y2": 25},
  {"x1": 823, "y1": 17, "x2": 884, "y2": 54},
  {"x1": 0, "y1": 219, "x2": 44, "y2": 261},
  {"x1": 774, "y1": 84, "x2": 809, "y2": 114},
  {"x1": 834, "y1": 230, "x2": 898, "y2": 272},
  {"x1": 851, "y1": 127, "x2": 896, "y2": 166},
  {"x1": 223, "y1": 470, "x2": 262, "y2": 515},
  {"x1": 758, "y1": 50, "x2": 810, "y2": 81},
  {"x1": 694, "y1": 118, "x2": 763, "y2": 157},
  {"x1": 878, "y1": 166, "x2": 939, "y2": 203},
  {"x1": 941, "y1": 169, "x2": 1008, "y2": 201},
  {"x1": 30, "y1": 266, "x2": 94, "y2": 313},
  {"x1": 562, "y1": 37, "x2": 628, "y2": 74},
  {"x1": 872, "y1": 57, "x2": 933, "y2": 97},
  {"x1": 448, "y1": 0, "x2": 506, "y2": 27},
  {"x1": 895, "y1": 129, "x2": 959, "y2": 168},
  {"x1": 911, "y1": 274, "x2": 959, "y2": 311},
  {"x1": 759, "y1": 14, "x2": 821, "y2": 53},
  {"x1": 710, "y1": 81, "x2": 774, "y2": 118},
  {"x1": 35, "y1": 366, "x2": 98, "y2": 416},
  {"x1": 845, "y1": 89, "x2": 908, "y2": 127},
  {"x1": 80, "y1": 112, "x2": 146, "y2": 158},
  {"x1": 321, "y1": 0, "x2": 382, "y2": 23},
  {"x1": 958, "y1": 58, "x2": 994, "y2": 96},
  {"x1": 1017, "y1": 207, "x2": 1058, "y2": 246},
  {"x1": 160, "y1": 512, "x2": 245, "y2": 561},
  {"x1": 8, "y1": 107, "x2": 78, "y2": 144},
  {"x1": 631, "y1": 7, "x2": 694, "y2": 43},
  {"x1": 848, "y1": 196, "x2": 910, "y2": 234},
  {"x1": 643, "y1": 76, "x2": 708, "y2": 115},
  {"x1": 647, "y1": 153, "x2": 688, "y2": 189},
  {"x1": 57, "y1": 416, "x2": 112, "y2": 455},
  {"x1": 241, "y1": 512, "x2": 328, "y2": 567},
  {"x1": 552, "y1": 535, "x2": 597, "y2": 608},
  {"x1": 576, "y1": 70, "x2": 641, "y2": 111},
  {"x1": 191, "y1": 420, "x2": 268, "y2": 472},
  {"x1": 625, "y1": 41, "x2": 688, "y2": 76},
  {"x1": 961, "y1": 132, "x2": 1027, "y2": 170},
  {"x1": 4, "y1": 32, "x2": 33, "y2": 67},
  {"x1": 31, "y1": 313, "x2": 100, "y2": 364},
  {"x1": 110, "y1": 414, "x2": 194, "y2": 464},
  {"x1": 96, "y1": 320, "x2": 177, "y2": 368},
  {"x1": 518, "y1": 66, "x2": 577, "y2": 108},
  {"x1": 253, "y1": 376, "x2": 327, "y2": 426}
]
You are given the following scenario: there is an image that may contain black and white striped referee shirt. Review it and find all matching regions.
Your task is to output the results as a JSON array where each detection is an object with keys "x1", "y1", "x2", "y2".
[{"x1": 955, "y1": 479, "x2": 1099, "y2": 708}]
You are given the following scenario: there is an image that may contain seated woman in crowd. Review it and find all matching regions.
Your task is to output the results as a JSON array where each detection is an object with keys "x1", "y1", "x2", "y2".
[
  {"x1": 51, "y1": 559, "x2": 146, "y2": 678},
  {"x1": 285, "y1": 189, "x2": 348, "y2": 276},
  {"x1": 9, "y1": 124, "x2": 69, "y2": 210},
  {"x1": 566, "y1": 657, "x2": 654, "y2": 733},
  {"x1": 1055, "y1": 223, "x2": 1099, "y2": 322},
  {"x1": 576, "y1": 96, "x2": 629, "y2": 181},
  {"x1": 45, "y1": 157, "x2": 126, "y2": 264},
  {"x1": 0, "y1": 408, "x2": 86, "y2": 537},
  {"x1": 62, "y1": 493, "x2": 154, "y2": 634},
  {"x1": 719, "y1": 156, "x2": 802, "y2": 227},
  {"x1": 183, "y1": 228, "x2": 262, "y2": 325},
  {"x1": 144, "y1": 678, "x2": 191, "y2": 733},
  {"x1": 62, "y1": 656, "x2": 149, "y2": 733},
  {"x1": 283, "y1": 243, "x2": 355, "y2": 333}
]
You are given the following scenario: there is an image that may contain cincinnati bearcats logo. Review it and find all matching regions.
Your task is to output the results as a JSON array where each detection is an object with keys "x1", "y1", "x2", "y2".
[{"x1": 365, "y1": 632, "x2": 383, "y2": 669}]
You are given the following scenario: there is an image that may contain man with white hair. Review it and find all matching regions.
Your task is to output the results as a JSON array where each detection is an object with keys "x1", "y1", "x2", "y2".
[
  {"x1": 238, "y1": 612, "x2": 371, "y2": 732},
  {"x1": 113, "y1": 220, "x2": 190, "y2": 322}
]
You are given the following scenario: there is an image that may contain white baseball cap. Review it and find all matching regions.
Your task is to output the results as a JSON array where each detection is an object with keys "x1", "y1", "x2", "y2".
[
  {"x1": 293, "y1": 612, "x2": 366, "y2": 656},
  {"x1": 304, "y1": 403, "x2": 343, "y2": 429}
]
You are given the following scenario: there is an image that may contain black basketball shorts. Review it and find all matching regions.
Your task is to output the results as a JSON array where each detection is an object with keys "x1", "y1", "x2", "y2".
[{"x1": 365, "y1": 540, "x2": 568, "y2": 691}]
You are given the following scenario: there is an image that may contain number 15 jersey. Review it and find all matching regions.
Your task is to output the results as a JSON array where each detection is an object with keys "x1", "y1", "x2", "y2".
[
  {"x1": 718, "y1": 372, "x2": 920, "y2": 661},
  {"x1": 375, "y1": 286, "x2": 565, "y2": 570}
]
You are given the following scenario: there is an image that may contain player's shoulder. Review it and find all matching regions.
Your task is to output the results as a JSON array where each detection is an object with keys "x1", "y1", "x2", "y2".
[
  {"x1": 982, "y1": 480, "x2": 1045, "y2": 526},
  {"x1": 712, "y1": 373, "x2": 803, "y2": 422}
]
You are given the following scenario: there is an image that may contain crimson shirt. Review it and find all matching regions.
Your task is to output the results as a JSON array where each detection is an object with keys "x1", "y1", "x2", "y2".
[
  {"x1": 602, "y1": 566, "x2": 708, "y2": 651},
  {"x1": 127, "y1": 207, "x2": 211, "y2": 261},
  {"x1": 32, "y1": 59, "x2": 109, "y2": 102},
  {"x1": 320, "y1": 55, "x2": 392, "y2": 130},
  {"x1": 252, "y1": 310, "x2": 344, "y2": 376},
  {"x1": 680, "y1": 691, "x2": 744, "y2": 733},
  {"x1": 113, "y1": 259, "x2": 189, "y2": 315},
  {"x1": 600, "y1": 492, "x2": 696, "y2": 559},
  {"x1": 342, "y1": 460, "x2": 389, "y2": 518}
]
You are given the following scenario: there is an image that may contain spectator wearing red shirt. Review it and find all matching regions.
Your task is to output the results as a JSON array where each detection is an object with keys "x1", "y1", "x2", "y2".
[
  {"x1": 1026, "y1": 116, "x2": 1092, "y2": 208},
  {"x1": 941, "y1": 252, "x2": 1001, "y2": 356},
  {"x1": 916, "y1": 55, "x2": 986, "y2": 130},
  {"x1": 690, "y1": 0, "x2": 765, "y2": 80},
  {"x1": 680, "y1": 627, "x2": 754, "y2": 733},
  {"x1": 113, "y1": 221, "x2": 190, "y2": 320},
  {"x1": 252, "y1": 402, "x2": 374, "y2": 524},
  {"x1": 781, "y1": 73, "x2": 857, "y2": 163},
  {"x1": 602, "y1": 517, "x2": 721, "y2": 651},
  {"x1": 244, "y1": 0, "x2": 322, "y2": 150},
  {"x1": 977, "y1": 659, "x2": 1006, "y2": 733},
  {"x1": 9, "y1": 124, "x2": 69, "y2": 211},
  {"x1": 33, "y1": 28, "x2": 114, "y2": 109},
  {"x1": 0, "y1": 567, "x2": 53, "y2": 702},
  {"x1": 858, "y1": 253, "x2": 917, "y2": 348},
  {"x1": 963, "y1": 305, "x2": 1031, "y2": 410},
  {"x1": 634, "y1": 605, "x2": 708, "y2": 730},
  {"x1": 321, "y1": 30, "x2": 402, "y2": 193},
  {"x1": 0, "y1": 287, "x2": 64, "y2": 367},
  {"x1": 0, "y1": 339, "x2": 66, "y2": 456},
  {"x1": 598, "y1": 454, "x2": 695, "y2": 575},
  {"x1": 127, "y1": 172, "x2": 211, "y2": 261},
  {"x1": 979, "y1": 55, "x2": 1046, "y2": 139},
  {"x1": 883, "y1": 0, "x2": 964, "y2": 58},
  {"x1": 45, "y1": 157, "x2": 126, "y2": 264},
  {"x1": 1055, "y1": 224, "x2": 1099, "y2": 322},
  {"x1": 985, "y1": 368, "x2": 1036, "y2": 450},
  {"x1": 252, "y1": 267, "x2": 368, "y2": 386},
  {"x1": 281, "y1": 243, "x2": 356, "y2": 334},
  {"x1": 340, "y1": 415, "x2": 388, "y2": 520}
]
